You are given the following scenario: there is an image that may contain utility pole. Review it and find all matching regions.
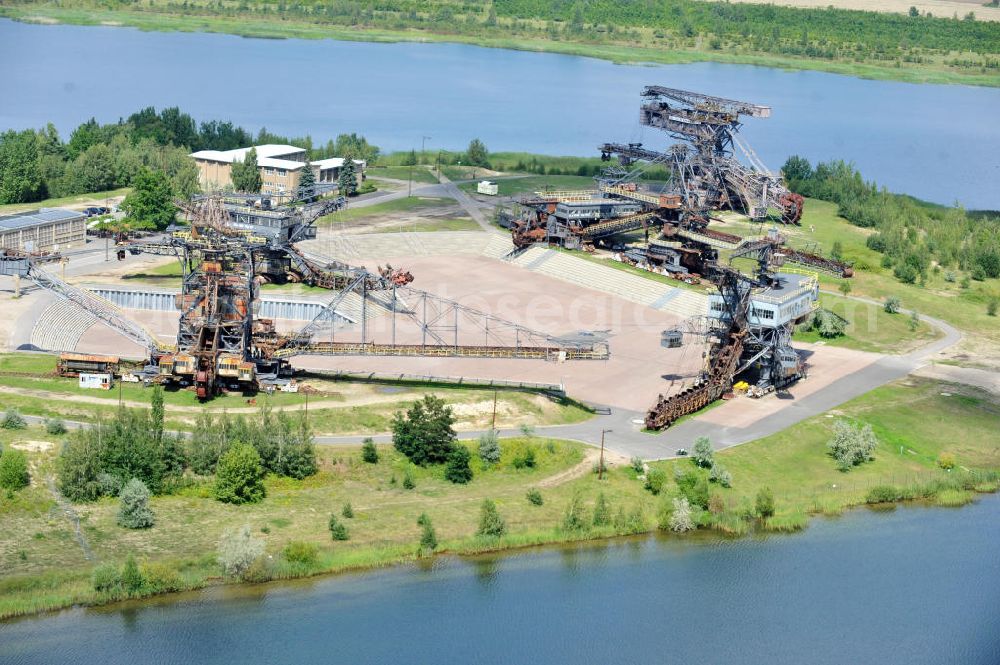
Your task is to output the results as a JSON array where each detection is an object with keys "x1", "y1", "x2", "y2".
[
  {"x1": 599, "y1": 429, "x2": 612, "y2": 480},
  {"x1": 421, "y1": 136, "x2": 431, "y2": 165},
  {"x1": 408, "y1": 147, "x2": 414, "y2": 198},
  {"x1": 491, "y1": 390, "x2": 498, "y2": 431}
]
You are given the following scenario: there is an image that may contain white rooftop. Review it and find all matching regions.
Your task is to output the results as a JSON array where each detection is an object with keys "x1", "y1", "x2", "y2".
[{"x1": 190, "y1": 144, "x2": 306, "y2": 168}]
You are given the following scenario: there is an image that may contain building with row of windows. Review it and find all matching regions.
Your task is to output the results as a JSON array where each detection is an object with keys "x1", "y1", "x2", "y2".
[
  {"x1": 0, "y1": 208, "x2": 87, "y2": 252},
  {"x1": 189, "y1": 144, "x2": 365, "y2": 196}
]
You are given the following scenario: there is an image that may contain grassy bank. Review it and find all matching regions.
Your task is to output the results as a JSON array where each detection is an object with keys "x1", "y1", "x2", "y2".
[
  {"x1": 0, "y1": 5, "x2": 996, "y2": 88},
  {"x1": 1, "y1": 376, "x2": 997, "y2": 619}
]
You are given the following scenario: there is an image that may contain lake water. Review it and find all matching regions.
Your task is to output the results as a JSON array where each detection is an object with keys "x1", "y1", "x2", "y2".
[
  {"x1": 1, "y1": 19, "x2": 999, "y2": 208},
  {"x1": 2, "y1": 496, "x2": 998, "y2": 665}
]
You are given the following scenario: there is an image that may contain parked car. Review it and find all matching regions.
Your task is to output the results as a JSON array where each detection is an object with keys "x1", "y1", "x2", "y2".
[{"x1": 676, "y1": 448, "x2": 688, "y2": 456}]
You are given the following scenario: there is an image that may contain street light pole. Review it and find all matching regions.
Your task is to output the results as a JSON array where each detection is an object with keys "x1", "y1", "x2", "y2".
[
  {"x1": 599, "y1": 429, "x2": 612, "y2": 480},
  {"x1": 421, "y1": 135, "x2": 431, "y2": 165},
  {"x1": 408, "y1": 147, "x2": 414, "y2": 198}
]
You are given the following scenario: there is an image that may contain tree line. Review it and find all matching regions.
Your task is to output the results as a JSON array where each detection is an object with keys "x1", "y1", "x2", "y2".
[
  {"x1": 0, "y1": 105, "x2": 381, "y2": 205},
  {"x1": 782, "y1": 156, "x2": 1000, "y2": 285}
]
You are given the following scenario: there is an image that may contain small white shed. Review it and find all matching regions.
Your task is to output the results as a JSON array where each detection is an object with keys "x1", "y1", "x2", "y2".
[
  {"x1": 79, "y1": 373, "x2": 113, "y2": 390},
  {"x1": 477, "y1": 180, "x2": 499, "y2": 196}
]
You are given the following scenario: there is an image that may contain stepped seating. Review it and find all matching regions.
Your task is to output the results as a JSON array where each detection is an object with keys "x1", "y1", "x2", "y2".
[
  {"x1": 311, "y1": 231, "x2": 490, "y2": 260},
  {"x1": 481, "y1": 233, "x2": 517, "y2": 259},
  {"x1": 30, "y1": 299, "x2": 99, "y2": 352},
  {"x1": 502, "y1": 246, "x2": 709, "y2": 319}
]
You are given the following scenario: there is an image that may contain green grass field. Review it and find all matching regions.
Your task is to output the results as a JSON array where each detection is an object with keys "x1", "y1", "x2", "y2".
[
  {"x1": 318, "y1": 196, "x2": 453, "y2": 225},
  {"x1": 0, "y1": 188, "x2": 130, "y2": 216},
  {"x1": 366, "y1": 166, "x2": 440, "y2": 185},
  {"x1": 460, "y1": 175, "x2": 597, "y2": 197},
  {"x1": 794, "y1": 292, "x2": 940, "y2": 354}
]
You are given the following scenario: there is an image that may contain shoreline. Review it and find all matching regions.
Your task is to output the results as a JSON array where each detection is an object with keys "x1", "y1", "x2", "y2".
[
  {"x1": 1, "y1": 10, "x2": 997, "y2": 89},
  {"x1": 2, "y1": 477, "x2": 996, "y2": 623}
]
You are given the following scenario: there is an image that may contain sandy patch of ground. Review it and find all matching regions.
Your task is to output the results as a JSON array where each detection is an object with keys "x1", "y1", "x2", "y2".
[
  {"x1": 10, "y1": 440, "x2": 56, "y2": 453},
  {"x1": 698, "y1": 0, "x2": 1000, "y2": 21}
]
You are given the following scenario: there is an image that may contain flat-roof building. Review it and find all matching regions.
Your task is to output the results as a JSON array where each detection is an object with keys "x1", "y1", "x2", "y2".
[
  {"x1": 190, "y1": 144, "x2": 364, "y2": 195},
  {"x1": 0, "y1": 208, "x2": 87, "y2": 252}
]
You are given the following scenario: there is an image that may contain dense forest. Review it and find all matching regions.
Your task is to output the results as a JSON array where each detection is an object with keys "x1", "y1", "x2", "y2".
[
  {"x1": 0, "y1": 106, "x2": 380, "y2": 205},
  {"x1": 782, "y1": 157, "x2": 1000, "y2": 284},
  {"x1": 7, "y1": 0, "x2": 996, "y2": 76}
]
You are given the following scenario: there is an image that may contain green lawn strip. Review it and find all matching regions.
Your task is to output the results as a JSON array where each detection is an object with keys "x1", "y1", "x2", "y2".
[
  {"x1": 1, "y1": 7, "x2": 995, "y2": 88},
  {"x1": 459, "y1": 174, "x2": 596, "y2": 197},
  {"x1": 651, "y1": 377, "x2": 1000, "y2": 521},
  {"x1": 366, "y1": 166, "x2": 439, "y2": 184},
  {"x1": 0, "y1": 188, "x2": 131, "y2": 216},
  {"x1": 318, "y1": 196, "x2": 451, "y2": 225},
  {"x1": 793, "y1": 292, "x2": 940, "y2": 354}
]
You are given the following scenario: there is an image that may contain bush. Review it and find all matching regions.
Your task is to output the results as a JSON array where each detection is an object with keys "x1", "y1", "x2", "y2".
[
  {"x1": 45, "y1": 417, "x2": 67, "y2": 435},
  {"x1": 91, "y1": 562, "x2": 122, "y2": 593},
  {"x1": 866, "y1": 485, "x2": 903, "y2": 504},
  {"x1": 677, "y1": 471, "x2": 710, "y2": 509},
  {"x1": 988, "y1": 299, "x2": 999, "y2": 317},
  {"x1": 0, "y1": 449, "x2": 30, "y2": 491},
  {"x1": 328, "y1": 514, "x2": 349, "y2": 541},
  {"x1": 477, "y1": 499, "x2": 506, "y2": 537},
  {"x1": 669, "y1": 497, "x2": 695, "y2": 532},
  {"x1": 117, "y1": 478, "x2": 155, "y2": 529},
  {"x1": 218, "y1": 525, "x2": 265, "y2": 579},
  {"x1": 342, "y1": 502, "x2": 354, "y2": 518},
  {"x1": 755, "y1": 487, "x2": 775, "y2": 518},
  {"x1": 709, "y1": 464, "x2": 732, "y2": 488},
  {"x1": 562, "y1": 493, "x2": 588, "y2": 531},
  {"x1": 444, "y1": 445, "x2": 473, "y2": 484},
  {"x1": 392, "y1": 395, "x2": 457, "y2": 466},
  {"x1": 884, "y1": 296, "x2": 901, "y2": 314},
  {"x1": 121, "y1": 555, "x2": 144, "y2": 593},
  {"x1": 592, "y1": 492, "x2": 611, "y2": 527},
  {"x1": 937, "y1": 452, "x2": 956, "y2": 470},
  {"x1": 283, "y1": 541, "x2": 319, "y2": 565},
  {"x1": 213, "y1": 442, "x2": 266, "y2": 505},
  {"x1": 1, "y1": 409, "x2": 26, "y2": 430},
  {"x1": 361, "y1": 438, "x2": 379, "y2": 464},
  {"x1": 630, "y1": 456, "x2": 645, "y2": 474},
  {"x1": 645, "y1": 468, "x2": 666, "y2": 495},
  {"x1": 827, "y1": 419, "x2": 878, "y2": 471},
  {"x1": 402, "y1": 468, "x2": 416, "y2": 490},
  {"x1": 692, "y1": 436, "x2": 714, "y2": 468},
  {"x1": 141, "y1": 561, "x2": 182, "y2": 593},
  {"x1": 419, "y1": 515, "x2": 438, "y2": 552},
  {"x1": 478, "y1": 429, "x2": 501, "y2": 466},
  {"x1": 97, "y1": 472, "x2": 122, "y2": 497},
  {"x1": 526, "y1": 488, "x2": 544, "y2": 506},
  {"x1": 512, "y1": 446, "x2": 536, "y2": 469}
]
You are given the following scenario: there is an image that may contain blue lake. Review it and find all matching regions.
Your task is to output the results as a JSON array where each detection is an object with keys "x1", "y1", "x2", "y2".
[{"x1": 1, "y1": 19, "x2": 999, "y2": 208}]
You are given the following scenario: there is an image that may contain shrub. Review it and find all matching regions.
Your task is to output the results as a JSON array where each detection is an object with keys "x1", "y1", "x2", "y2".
[
  {"x1": 677, "y1": 471, "x2": 710, "y2": 509},
  {"x1": 117, "y1": 478, "x2": 155, "y2": 529},
  {"x1": 692, "y1": 436, "x2": 714, "y2": 468},
  {"x1": 218, "y1": 525, "x2": 265, "y2": 579},
  {"x1": 645, "y1": 468, "x2": 666, "y2": 495},
  {"x1": 1, "y1": 409, "x2": 26, "y2": 430},
  {"x1": 97, "y1": 472, "x2": 122, "y2": 497},
  {"x1": 45, "y1": 417, "x2": 67, "y2": 435},
  {"x1": 121, "y1": 555, "x2": 144, "y2": 593},
  {"x1": 630, "y1": 456, "x2": 645, "y2": 474},
  {"x1": 91, "y1": 562, "x2": 122, "y2": 593},
  {"x1": 512, "y1": 447, "x2": 536, "y2": 469},
  {"x1": 562, "y1": 493, "x2": 588, "y2": 531},
  {"x1": 328, "y1": 514, "x2": 349, "y2": 541},
  {"x1": 883, "y1": 296, "x2": 901, "y2": 314},
  {"x1": 419, "y1": 515, "x2": 437, "y2": 552},
  {"x1": 361, "y1": 438, "x2": 379, "y2": 464},
  {"x1": 937, "y1": 452, "x2": 956, "y2": 470},
  {"x1": 58, "y1": 436, "x2": 103, "y2": 502},
  {"x1": 283, "y1": 541, "x2": 319, "y2": 565},
  {"x1": 0, "y1": 449, "x2": 30, "y2": 491},
  {"x1": 625, "y1": 506, "x2": 647, "y2": 534},
  {"x1": 592, "y1": 492, "x2": 611, "y2": 527},
  {"x1": 709, "y1": 464, "x2": 732, "y2": 488},
  {"x1": 213, "y1": 442, "x2": 266, "y2": 505},
  {"x1": 988, "y1": 298, "x2": 999, "y2": 317},
  {"x1": 444, "y1": 445, "x2": 473, "y2": 484},
  {"x1": 669, "y1": 497, "x2": 695, "y2": 532},
  {"x1": 402, "y1": 468, "x2": 416, "y2": 490},
  {"x1": 478, "y1": 429, "x2": 501, "y2": 466},
  {"x1": 141, "y1": 561, "x2": 182, "y2": 593},
  {"x1": 392, "y1": 395, "x2": 456, "y2": 466},
  {"x1": 755, "y1": 487, "x2": 775, "y2": 518},
  {"x1": 827, "y1": 419, "x2": 878, "y2": 471},
  {"x1": 342, "y1": 502, "x2": 354, "y2": 518},
  {"x1": 708, "y1": 494, "x2": 726, "y2": 514},
  {"x1": 866, "y1": 485, "x2": 903, "y2": 504},
  {"x1": 526, "y1": 488, "x2": 543, "y2": 506},
  {"x1": 477, "y1": 499, "x2": 506, "y2": 537}
]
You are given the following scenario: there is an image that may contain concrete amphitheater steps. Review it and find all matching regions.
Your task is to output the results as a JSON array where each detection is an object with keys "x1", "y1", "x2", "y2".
[
  {"x1": 30, "y1": 299, "x2": 98, "y2": 352},
  {"x1": 308, "y1": 231, "x2": 490, "y2": 261},
  {"x1": 504, "y1": 246, "x2": 708, "y2": 319}
]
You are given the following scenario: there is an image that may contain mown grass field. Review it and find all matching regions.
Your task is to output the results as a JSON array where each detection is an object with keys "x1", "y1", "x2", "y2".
[
  {"x1": 460, "y1": 175, "x2": 597, "y2": 197},
  {"x1": 318, "y1": 196, "x2": 452, "y2": 226},
  {"x1": 366, "y1": 165, "x2": 440, "y2": 185},
  {"x1": 0, "y1": 376, "x2": 996, "y2": 619},
  {"x1": 0, "y1": 353, "x2": 592, "y2": 434}
]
